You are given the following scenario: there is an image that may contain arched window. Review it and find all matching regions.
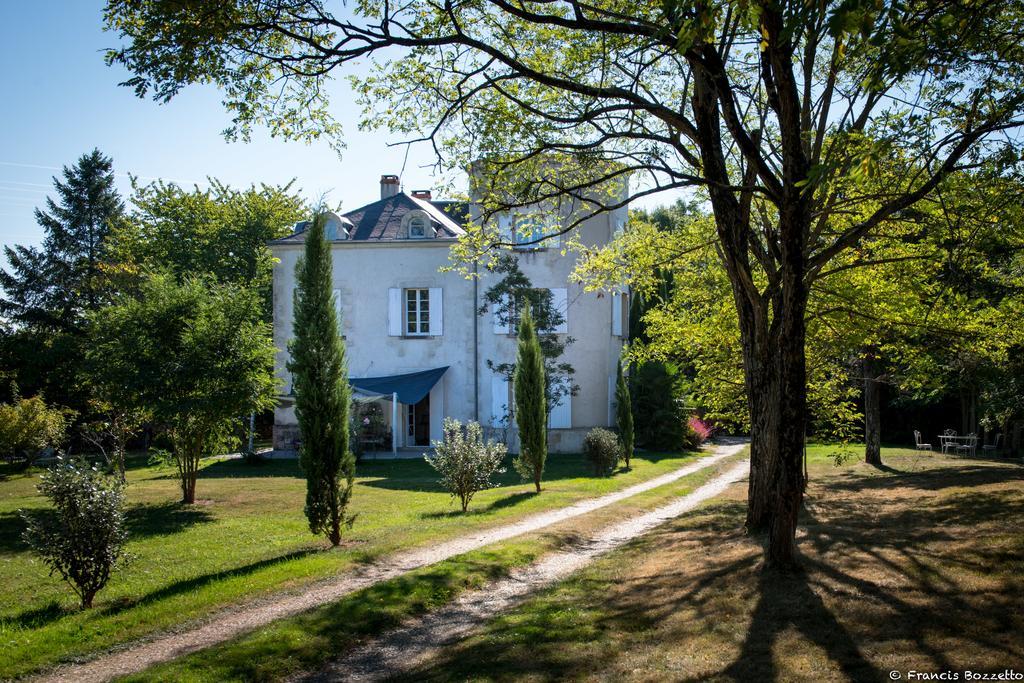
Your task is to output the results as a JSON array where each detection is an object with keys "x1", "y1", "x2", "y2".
[{"x1": 406, "y1": 211, "x2": 430, "y2": 238}]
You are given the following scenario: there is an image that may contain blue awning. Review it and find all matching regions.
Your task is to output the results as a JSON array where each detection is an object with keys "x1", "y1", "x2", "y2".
[{"x1": 349, "y1": 367, "x2": 449, "y2": 405}]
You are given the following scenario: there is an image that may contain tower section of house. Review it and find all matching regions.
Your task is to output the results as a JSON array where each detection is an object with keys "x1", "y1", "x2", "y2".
[{"x1": 270, "y1": 173, "x2": 629, "y2": 453}]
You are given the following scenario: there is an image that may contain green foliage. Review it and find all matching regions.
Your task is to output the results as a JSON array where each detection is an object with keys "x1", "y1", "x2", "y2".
[
  {"x1": 615, "y1": 358, "x2": 634, "y2": 467},
  {"x1": 583, "y1": 428, "x2": 620, "y2": 477},
  {"x1": 287, "y1": 215, "x2": 355, "y2": 545},
  {"x1": 20, "y1": 458, "x2": 129, "y2": 608},
  {"x1": 0, "y1": 149, "x2": 123, "y2": 328},
  {"x1": 513, "y1": 304, "x2": 547, "y2": 493},
  {"x1": 629, "y1": 362, "x2": 689, "y2": 452},
  {"x1": 0, "y1": 149, "x2": 124, "y2": 414},
  {"x1": 107, "y1": 179, "x2": 304, "y2": 322},
  {"x1": 426, "y1": 418, "x2": 507, "y2": 512},
  {"x1": 88, "y1": 273, "x2": 276, "y2": 503},
  {"x1": 480, "y1": 253, "x2": 574, "y2": 406},
  {"x1": 0, "y1": 392, "x2": 74, "y2": 468}
]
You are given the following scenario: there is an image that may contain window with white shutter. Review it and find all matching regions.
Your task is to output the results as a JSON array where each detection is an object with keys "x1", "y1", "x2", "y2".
[
  {"x1": 490, "y1": 374, "x2": 511, "y2": 427},
  {"x1": 611, "y1": 291, "x2": 623, "y2": 336},
  {"x1": 548, "y1": 376, "x2": 571, "y2": 429},
  {"x1": 428, "y1": 288, "x2": 443, "y2": 336},
  {"x1": 332, "y1": 289, "x2": 344, "y2": 336},
  {"x1": 387, "y1": 288, "x2": 402, "y2": 336},
  {"x1": 404, "y1": 288, "x2": 430, "y2": 336}
]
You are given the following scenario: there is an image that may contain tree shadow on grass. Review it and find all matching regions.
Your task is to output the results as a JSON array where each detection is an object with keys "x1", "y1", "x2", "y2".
[
  {"x1": 100, "y1": 547, "x2": 322, "y2": 616},
  {"x1": 0, "y1": 509, "x2": 31, "y2": 552},
  {"x1": 419, "y1": 490, "x2": 539, "y2": 519},
  {"x1": 828, "y1": 462, "x2": 1024, "y2": 494},
  {"x1": 401, "y1": 460, "x2": 1024, "y2": 682},
  {"x1": 124, "y1": 501, "x2": 215, "y2": 538},
  {"x1": 362, "y1": 452, "x2": 701, "y2": 494},
  {"x1": 1, "y1": 600, "x2": 70, "y2": 630},
  {"x1": 157, "y1": 555, "x2": 519, "y2": 683}
]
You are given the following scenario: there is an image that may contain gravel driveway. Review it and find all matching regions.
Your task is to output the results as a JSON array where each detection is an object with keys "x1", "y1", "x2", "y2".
[{"x1": 301, "y1": 452, "x2": 750, "y2": 682}]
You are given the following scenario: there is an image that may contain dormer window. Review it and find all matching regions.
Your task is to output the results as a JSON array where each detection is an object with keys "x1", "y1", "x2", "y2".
[{"x1": 405, "y1": 210, "x2": 432, "y2": 239}]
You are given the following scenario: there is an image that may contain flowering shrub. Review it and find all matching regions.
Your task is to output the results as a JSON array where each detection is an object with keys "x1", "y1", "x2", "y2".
[
  {"x1": 688, "y1": 416, "x2": 714, "y2": 444},
  {"x1": 426, "y1": 418, "x2": 507, "y2": 512}
]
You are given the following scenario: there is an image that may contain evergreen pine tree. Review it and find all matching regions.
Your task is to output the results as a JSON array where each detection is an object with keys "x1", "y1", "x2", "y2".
[
  {"x1": 513, "y1": 303, "x2": 547, "y2": 493},
  {"x1": 0, "y1": 149, "x2": 124, "y2": 329},
  {"x1": 0, "y1": 149, "x2": 124, "y2": 413},
  {"x1": 616, "y1": 357, "x2": 634, "y2": 468},
  {"x1": 287, "y1": 215, "x2": 354, "y2": 545}
]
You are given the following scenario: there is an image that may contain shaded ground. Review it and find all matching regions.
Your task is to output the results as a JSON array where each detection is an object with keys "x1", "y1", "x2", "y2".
[{"x1": 402, "y1": 449, "x2": 1024, "y2": 681}]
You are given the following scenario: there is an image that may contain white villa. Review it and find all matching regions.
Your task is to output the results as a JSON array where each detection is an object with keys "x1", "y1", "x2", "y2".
[{"x1": 271, "y1": 173, "x2": 629, "y2": 453}]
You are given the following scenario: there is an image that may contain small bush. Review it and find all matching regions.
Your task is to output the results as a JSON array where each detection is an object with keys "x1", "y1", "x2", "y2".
[
  {"x1": 584, "y1": 428, "x2": 620, "y2": 476},
  {"x1": 20, "y1": 458, "x2": 130, "y2": 608},
  {"x1": 0, "y1": 393, "x2": 73, "y2": 468},
  {"x1": 426, "y1": 418, "x2": 507, "y2": 512}
]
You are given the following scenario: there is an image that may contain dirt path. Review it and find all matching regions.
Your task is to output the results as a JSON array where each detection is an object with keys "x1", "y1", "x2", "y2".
[
  {"x1": 302, "y1": 456, "x2": 752, "y2": 682},
  {"x1": 38, "y1": 442, "x2": 746, "y2": 683}
]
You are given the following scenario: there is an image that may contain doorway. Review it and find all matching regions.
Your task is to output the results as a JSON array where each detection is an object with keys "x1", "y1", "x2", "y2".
[{"x1": 407, "y1": 394, "x2": 431, "y2": 446}]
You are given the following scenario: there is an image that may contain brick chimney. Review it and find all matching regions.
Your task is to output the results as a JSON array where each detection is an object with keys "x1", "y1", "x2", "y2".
[
  {"x1": 380, "y1": 174, "x2": 400, "y2": 199},
  {"x1": 411, "y1": 189, "x2": 432, "y2": 201}
]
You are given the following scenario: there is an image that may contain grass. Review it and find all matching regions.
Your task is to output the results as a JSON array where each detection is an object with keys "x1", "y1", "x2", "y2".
[
  {"x1": 394, "y1": 446, "x2": 1024, "y2": 681},
  {"x1": 123, "y1": 448, "x2": 750, "y2": 682},
  {"x1": 0, "y1": 447, "x2": 707, "y2": 679}
]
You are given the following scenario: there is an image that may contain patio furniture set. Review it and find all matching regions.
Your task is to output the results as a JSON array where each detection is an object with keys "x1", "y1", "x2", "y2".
[{"x1": 914, "y1": 429, "x2": 1003, "y2": 456}]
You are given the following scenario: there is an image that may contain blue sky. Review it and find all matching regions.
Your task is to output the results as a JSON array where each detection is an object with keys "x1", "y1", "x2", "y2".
[{"x1": 0, "y1": 1, "x2": 675, "y2": 265}]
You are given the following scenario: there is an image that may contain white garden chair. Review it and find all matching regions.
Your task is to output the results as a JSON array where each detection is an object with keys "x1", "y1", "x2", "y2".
[
  {"x1": 982, "y1": 433, "x2": 1003, "y2": 455},
  {"x1": 940, "y1": 429, "x2": 958, "y2": 454},
  {"x1": 956, "y1": 433, "x2": 978, "y2": 457},
  {"x1": 913, "y1": 430, "x2": 932, "y2": 451}
]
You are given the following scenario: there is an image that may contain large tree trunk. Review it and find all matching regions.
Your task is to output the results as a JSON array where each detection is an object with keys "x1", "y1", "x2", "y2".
[
  {"x1": 735, "y1": 266, "x2": 809, "y2": 569},
  {"x1": 863, "y1": 353, "x2": 882, "y2": 466}
]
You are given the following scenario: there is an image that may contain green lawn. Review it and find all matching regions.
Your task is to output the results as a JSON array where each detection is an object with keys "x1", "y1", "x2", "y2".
[
  {"x1": 393, "y1": 446, "x2": 1024, "y2": 682},
  {"x1": 0, "y1": 448, "x2": 707, "y2": 679},
  {"x1": 124, "y1": 448, "x2": 749, "y2": 682}
]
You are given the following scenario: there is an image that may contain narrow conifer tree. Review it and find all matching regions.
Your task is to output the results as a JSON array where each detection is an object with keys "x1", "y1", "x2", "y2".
[
  {"x1": 287, "y1": 215, "x2": 354, "y2": 546},
  {"x1": 615, "y1": 357, "x2": 634, "y2": 468},
  {"x1": 513, "y1": 303, "x2": 547, "y2": 493}
]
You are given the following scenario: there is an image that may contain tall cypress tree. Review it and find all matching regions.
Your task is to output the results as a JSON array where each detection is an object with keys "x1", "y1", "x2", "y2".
[
  {"x1": 513, "y1": 303, "x2": 547, "y2": 493},
  {"x1": 287, "y1": 215, "x2": 354, "y2": 546},
  {"x1": 616, "y1": 357, "x2": 634, "y2": 468}
]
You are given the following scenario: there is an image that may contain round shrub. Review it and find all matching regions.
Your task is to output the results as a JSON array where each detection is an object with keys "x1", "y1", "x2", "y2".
[
  {"x1": 584, "y1": 427, "x2": 620, "y2": 476},
  {"x1": 426, "y1": 418, "x2": 507, "y2": 512},
  {"x1": 20, "y1": 458, "x2": 130, "y2": 609}
]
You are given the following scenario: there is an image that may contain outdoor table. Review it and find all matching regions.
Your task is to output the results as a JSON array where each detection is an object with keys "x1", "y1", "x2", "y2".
[{"x1": 937, "y1": 434, "x2": 977, "y2": 456}]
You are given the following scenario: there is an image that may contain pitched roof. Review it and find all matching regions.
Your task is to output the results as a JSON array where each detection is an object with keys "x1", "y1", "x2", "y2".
[{"x1": 272, "y1": 193, "x2": 471, "y2": 244}]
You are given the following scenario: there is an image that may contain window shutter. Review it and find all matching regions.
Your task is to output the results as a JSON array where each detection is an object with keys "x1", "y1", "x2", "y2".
[
  {"x1": 490, "y1": 374, "x2": 510, "y2": 427},
  {"x1": 611, "y1": 291, "x2": 623, "y2": 336},
  {"x1": 428, "y1": 288, "x2": 443, "y2": 336},
  {"x1": 608, "y1": 375, "x2": 617, "y2": 426},
  {"x1": 387, "y1": 288, "x2": 402, "y2": 336},
  {"x1": 492, "y1": 295, "x2": 511, "y2": 334},
  {"x1": 333, "y1": 289, "x2": 343, "y2": 334},
  {"x1": 549, "y1": 288, "x2": 568, "y2": 333},
  {"x1": 548, "y1": 377, "x2": 571, "y2": 429}
]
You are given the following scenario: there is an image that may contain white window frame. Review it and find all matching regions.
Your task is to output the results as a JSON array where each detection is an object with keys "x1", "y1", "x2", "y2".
[
  {"x1": 405, "y1": 210, "x2": 431, "y2": 239},
  {"x1": 404, "y1": 288, "x2": 430, "y2": 337}
]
